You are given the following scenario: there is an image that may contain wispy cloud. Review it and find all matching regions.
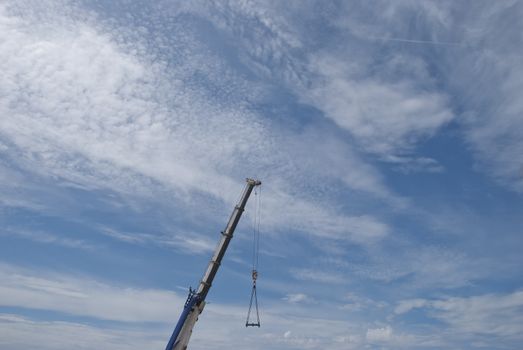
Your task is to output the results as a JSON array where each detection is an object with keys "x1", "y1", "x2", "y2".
[
  {"x1": 290, "y1": 268, "x2": 344, "y2": 285},
  {"x1": 341, "y1": 292, "x2": 388, "y2": 312},
  {"x1": 282, "y1": 293, "x2": 314, "y2": 304},
  {"x1": 196, "y1": 1, "x2": 455, "y2": 159},
  {"x1": 197, "y1": 0, "x2": 523, "y2": 196},
  {"x1": 303, "y1": 61, "x2": 454, "y2": 156},
  {"x1": 395, "y1": 290, "x2": 523, "y2": 346},
  {"x1": 431, "y1": 291, "x2": 523, "y2": 339},
  {"x1": 349, "y1": 245, "x2": 483, "y2": 289},
  {"x1": 0, "y1": 0, "x2": 391, "y2": 248},
  {"x1": 0, "y1": 314, "x2": 166, "y2": 350},
  {"x1": 366, "y1": 325, "x2": 392, "y2": 342},
  {"x1": 101, "y1": 227, "x2": 215, "y2": 254},
  {"x1": 2, "y1": 228, "x2": 96, "y2": 251},
  {"x1": 0, "y1": 263, "x2": 183, "y2": 322},
  {"x1": 0, "y1": 263, "x2": 402, "y2": 350},
  {"x1": 1, "y1": 2, "x2": 522, "y2": 349},
  {"x1": 382, "y1": 155, "x2": 445, "y2": 174}
]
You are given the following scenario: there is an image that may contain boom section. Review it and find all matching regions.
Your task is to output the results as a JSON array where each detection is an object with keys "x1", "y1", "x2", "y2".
[{"x1": 197, "y1": 178, "x2": 261, "y2": 300}]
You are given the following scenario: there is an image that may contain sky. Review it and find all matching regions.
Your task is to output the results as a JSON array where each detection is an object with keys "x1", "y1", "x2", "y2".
[{"x1": 0, "y1": 0, "x2": 522, "y2": 349}]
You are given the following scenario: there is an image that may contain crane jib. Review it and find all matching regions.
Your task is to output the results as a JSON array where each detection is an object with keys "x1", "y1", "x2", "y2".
[{"x1": 165, "y1": 178, "x2": 261, "y2": 350}]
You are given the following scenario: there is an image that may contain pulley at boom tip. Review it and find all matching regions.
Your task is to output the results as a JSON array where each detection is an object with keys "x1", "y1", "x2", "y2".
[{"x1": 246, "y1": 178, "x2": 262, "y2": 186}]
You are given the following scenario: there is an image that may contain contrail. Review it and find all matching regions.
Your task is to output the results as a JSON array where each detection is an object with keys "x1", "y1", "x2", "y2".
[{"x1": 367, "y1": 36, "x2": 463, "y2": 47}]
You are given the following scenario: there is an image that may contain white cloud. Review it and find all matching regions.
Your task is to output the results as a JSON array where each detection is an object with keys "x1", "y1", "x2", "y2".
[
  {"x1": 304, "y1": 67, "x2": 454, "y2": 155},
  {"x1": 1, "y1": 2, "x2": 522, "y2": 349},
  {"x1": 364, "y1": 324, "x2": 441, "y2": 348},
  {"x1": 366, "y1": 325, "x2": 392, "y2": 342},
  {"x1": 347, "y1": 1, "x2": 523, "y2": 193},
  {"x1": 2, "y1": 228, "x2": 96, "y2": 251},
  {"x1": 0, "y1": 264, "x2": 378, "y2": 350},
  {"x1": 456, "y1": 36, "x2": 523, "y2": 191},
  {"x1": 194, "y1": 1, "x2": 306, "y2": 83},
  {"x1": 0, "y1": 263, "x2": 183, "y2": 322},
  {"x1": 0, "y1": 263, "x2": 344, "y2": 349},
  {"x1": 395, "y1": 298, "x2": 429, "y2": 315},
  {"x1": 0, "y1": 314, "x2": 166, "y2": 350},
  {"x1": 5, "y1": 260, "x2": 515, "y2": 349},
  {"x1": 383, "y1": 155, "x2": 445, "y2": 174},
  {"x1": 164, "y1": 233, "x2": 216, "y2": 254},
  {"x1": 283, "y1": 293, "x2": 313, "y2": 304},
  {"x1": 395, "y1": 290, "x2": 523, "y2": 345},
  {"x1": 431, "y1": 291, "x2": 523, "y2": 339},
  {"x1": 329, "y1": 0, "x2": 523, "y2": 193},
  {"x1": 0, "y1": 262, "x2": 373, "y2": 349},
  {"x1": 194, "y1": 1, "x2": 455, "y2": 160},
  {"x1": 0, "y1": 0, "x2": 391, "y2": 248},
  {"x1": 2, "y1": 309, "x2": 366, "y2": 350},
  {"x1": 341, "y1": 292, "x2": 388, "y2": 312},
  {"x1": 349, "y1": 245, "x2": 483, "y2": 289},
  {"x1": 290, "y1": 268, "x2": 344, "y2": 285},
  {"x1": 165, "y1": 1, "x2": 413, "y2": 201},
  {"x1": 100, "y1": 227, "x2": 215, "y2": 254},
  {"x1": 0, "y1": 3, "x2": 234, "y2": 197}
]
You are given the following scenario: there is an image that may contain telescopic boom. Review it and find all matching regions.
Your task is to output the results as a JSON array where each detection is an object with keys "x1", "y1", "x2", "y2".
[{"x1": 165, "y1": 178, "x2": 261, "y2": 350}]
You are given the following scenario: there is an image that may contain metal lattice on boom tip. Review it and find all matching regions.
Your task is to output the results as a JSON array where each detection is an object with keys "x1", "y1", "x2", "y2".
[{"x1": 165, "y1": 178, "x2": 261, "y2": 350}]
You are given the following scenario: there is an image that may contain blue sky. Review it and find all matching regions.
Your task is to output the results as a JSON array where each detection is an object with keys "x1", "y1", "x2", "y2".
[{"x1": 1, "y1": 0, "x2": 522, "y2": 349}]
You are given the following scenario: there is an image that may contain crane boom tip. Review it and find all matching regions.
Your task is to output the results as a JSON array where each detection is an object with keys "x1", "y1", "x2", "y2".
[{"x1": 246, "y1": 178, "x2": 262, "y2": 186}]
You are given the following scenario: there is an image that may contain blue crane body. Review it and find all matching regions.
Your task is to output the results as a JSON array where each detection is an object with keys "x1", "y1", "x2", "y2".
[{"x1": 165, "y1": 178, "x2": 261, "y2": 350}]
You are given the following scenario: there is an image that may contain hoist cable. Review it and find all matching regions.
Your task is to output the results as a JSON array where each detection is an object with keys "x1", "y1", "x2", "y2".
[
  {"x1": 246, "y1": 185, "x2": 261, "y2": 327},
  {"x1": 255, "y1": 185, "x2": 261, "y2": 269},
  {"x1": 251, "y1": 186, "x2": 261, "y2": 271},
  {"x1": 251, "y1": 189, "x2": 257, "y2": 271}
]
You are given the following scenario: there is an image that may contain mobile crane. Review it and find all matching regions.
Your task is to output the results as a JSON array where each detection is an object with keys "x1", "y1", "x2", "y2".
[{"x1": 165, "y1": 178, "x2": 262, "y2": 350}]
